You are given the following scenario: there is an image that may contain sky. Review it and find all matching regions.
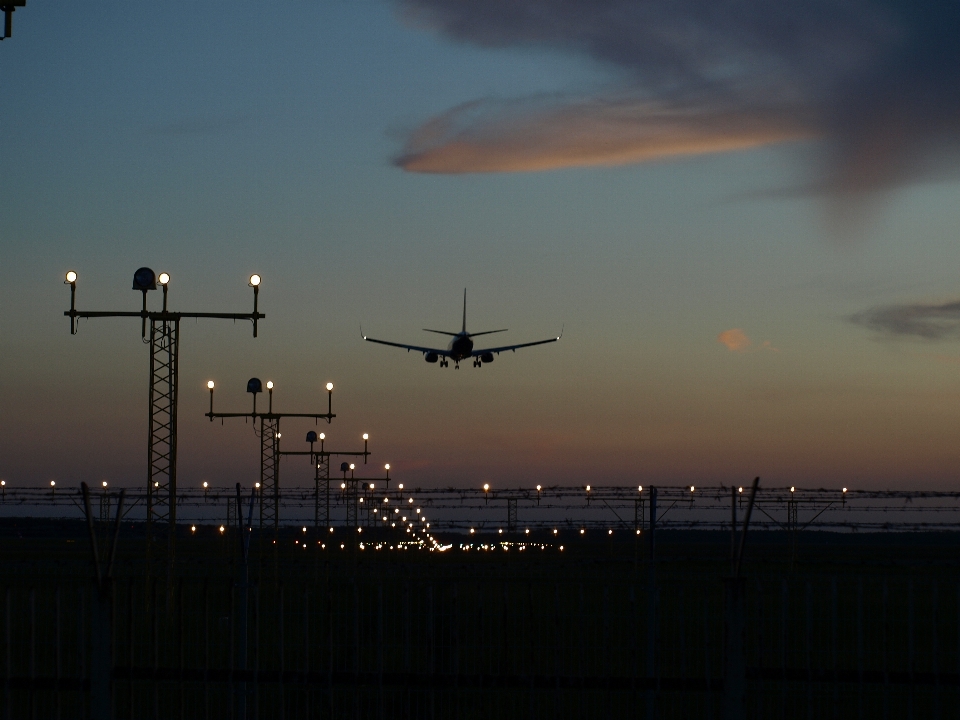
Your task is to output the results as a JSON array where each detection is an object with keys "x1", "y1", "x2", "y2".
[{"x1": 3, "y1": 1, "x2": 960, "y2": 492}]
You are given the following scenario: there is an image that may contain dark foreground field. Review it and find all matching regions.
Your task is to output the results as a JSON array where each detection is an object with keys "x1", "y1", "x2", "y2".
[{"x1": 2, "y1": 519, "x2": 959, "y2": 719}]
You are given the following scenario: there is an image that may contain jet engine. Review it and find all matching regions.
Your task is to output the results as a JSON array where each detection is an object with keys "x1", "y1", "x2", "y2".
[
  {"x1": 425, "y1": 352, "x2": 439, "y2": 363},
  {"x1": 480, "y1": 353, "x2": 494, "y2": 364}
]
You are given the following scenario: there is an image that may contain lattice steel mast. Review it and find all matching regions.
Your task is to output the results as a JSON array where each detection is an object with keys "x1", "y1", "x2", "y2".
[{"x1": 63, "y1": 268, "x2": 264, "y2": 571}]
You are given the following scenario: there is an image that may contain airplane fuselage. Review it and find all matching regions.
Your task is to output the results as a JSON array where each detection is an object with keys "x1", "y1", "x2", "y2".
[{"x1": 447, "y1": 333, "x2": 474, "y2": 361}]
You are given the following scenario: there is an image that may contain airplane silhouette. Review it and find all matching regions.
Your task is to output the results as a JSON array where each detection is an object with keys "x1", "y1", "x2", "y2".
[{"x1": 362, "y1": 290, "x2": 561, "y2": 369}]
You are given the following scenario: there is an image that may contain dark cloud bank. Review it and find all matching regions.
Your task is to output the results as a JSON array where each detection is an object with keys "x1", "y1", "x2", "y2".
[
  {"x1": 852, "y1": 299, "x2": 960, "y2": 339},
  {"x1": 393, "y1": 0, "x2": 960, "y2": 193}
]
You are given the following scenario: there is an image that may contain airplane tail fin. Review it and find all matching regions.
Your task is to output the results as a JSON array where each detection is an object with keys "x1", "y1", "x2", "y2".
[{"x1": 462, "y1": 288, "x2": 467, "y2": 334}]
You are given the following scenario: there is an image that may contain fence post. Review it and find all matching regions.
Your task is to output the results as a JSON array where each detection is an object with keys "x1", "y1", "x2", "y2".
[{"x1": 722, "y1": 577, "x2": 746, "y2": 720}]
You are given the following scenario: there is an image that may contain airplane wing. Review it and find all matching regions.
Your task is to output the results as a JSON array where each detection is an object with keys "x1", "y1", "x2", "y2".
[
  {"x1": 472, "y1": 329, "x2": 563, "y2": 356},
  {"x1": 361, "y1": 329, "x2": 448, "y2": 357}
]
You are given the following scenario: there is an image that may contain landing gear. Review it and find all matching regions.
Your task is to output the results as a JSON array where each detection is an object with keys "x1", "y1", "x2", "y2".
[
  {"x1": 473, "y1": 359, "x2": 482, "y2": 368},
  {"x1": 440, "y1": 359, "x2": 448, "y2": 368}
]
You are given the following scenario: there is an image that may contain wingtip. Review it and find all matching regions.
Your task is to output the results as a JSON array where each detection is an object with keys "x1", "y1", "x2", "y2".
[
  {"x1": 360, "y1": 324, "x2": 366, "y2": 340},
  {"x1": 557, "y1": 324, "x2": 564, "y2": 340}
]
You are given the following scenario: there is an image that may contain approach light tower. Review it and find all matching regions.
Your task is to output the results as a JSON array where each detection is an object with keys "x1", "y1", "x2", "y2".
[
  {"x1": 206, "y1": 378, "x2": 338, "y2": 535},
  {"x1": 63, "y1": 268, "x2": 264, "y2": 568},
  {"x1": 280, "y1": 429, "x2": 374, "y2": 528}
]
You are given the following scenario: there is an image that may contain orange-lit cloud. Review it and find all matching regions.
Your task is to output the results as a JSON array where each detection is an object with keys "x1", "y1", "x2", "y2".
[
  {"x1": 395, "y1": 98, "x2": 809, "y2": 173},
  {"x1": 718, "y1": 329, "x2": 751, "y2": 352},
  {"x1": 396, "y1": 0, "x2": 960, "y2": 194}
]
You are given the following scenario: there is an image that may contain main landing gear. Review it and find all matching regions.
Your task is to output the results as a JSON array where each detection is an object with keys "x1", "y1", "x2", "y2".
[
  {"x1": 473, "y1": 359, "x2": 482, "y2": 368},
  {"x1": 440, "y1": 359, "x2": 449, "y2": 368}
]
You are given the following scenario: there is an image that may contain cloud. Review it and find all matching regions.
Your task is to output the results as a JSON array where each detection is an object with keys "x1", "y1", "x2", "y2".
[
  {"x1": 393, "y1": 0, "x2": 960, "y2": 193},
  {"x1": 718, "y1": 328, "x2": 751, "y2": 352},
  {"x1": 851, "y1": 299, "x2": 960, "y2": 339}
]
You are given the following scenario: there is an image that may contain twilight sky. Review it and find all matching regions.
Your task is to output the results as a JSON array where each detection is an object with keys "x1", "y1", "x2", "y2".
[{"x1": 3, "y1": 1, "x2": 960, "y2": 491}]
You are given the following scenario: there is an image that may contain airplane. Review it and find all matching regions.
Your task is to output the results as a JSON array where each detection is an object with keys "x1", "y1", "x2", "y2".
[{"x1": 362, "y1": 290, "x2": 561, "y2": 369}]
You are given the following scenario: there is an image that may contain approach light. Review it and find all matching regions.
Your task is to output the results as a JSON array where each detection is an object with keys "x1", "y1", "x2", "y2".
[
  {"x1": 536, "y1": 484, "x2": 542, "y2": 492},
  {"x1": 791, "y1": 486, "x2": 795, "y2": 493},
  {"x1": 363, "y1": 433, "x2": 369, "y2": 440},
  {"x1": 255, "y1": 482, "x2": 260, "y2": 488},
  {"x1": 248, "y1": 274, "x2": 261, "y2": 287},
  {"x1": 219, "y1": 525, "x2": 225, "y2": 533},
  {"x1": 370, "y1": 483, "x2": 375, "y2": 490},
  {"x1": 470, "y1": 528, "x2": 475, "y2": 534},
  {"x1": 739, "y1": 486, "x2": 743, "y2": 493},
  {"x1": 191, "y1": 526, "x2": 196, "y2": 532},
  {"x1": 266, "y1": 381, "x2": 274, "y2": 390},
  {"x1": 65, "y1": 271, "x2": 77, "y2": 284},
  {"x1": 580, "y1": 529, "x2": 585, "y2": 535},
  {"x1": 843, "y1": 487, "x2": 848, "y2": 493},
  {"x1": 398, "y1": 483, "x2": 403, "y2": 489},
  {"x1": 203, "y1": 482, "x2": 208, "y2": 488},
  {"x1": 319, "y1": 433, "x2": 325, "y2": 440},
  {"x1": 50, "y1": 481, "x2": 55, "y2": 487},
  {"x1": 483, "y1": 484, "x2": 490, "y2": 492},
  {"x1": 207, "y1": 380, "x2": 215, "y2": 389},
  {"x1": 325, "y1": 382, "x2": 334, "y2": 391},
  {"x1": 157, "y1": 272, "x2": 170, "y2": 285},
  {"x1": 608, "y1": 529, "x2": 613, "y2": 535},
  {"x1": 350, "y1": 464, "x2": 355, "y2": 470},
  {"x1": 1, "y1": 481, "x2": 5, "y2": 487},
  {"x1": 385, "y1": 463, "x2": 390, "y2": 470},
  {"x1": 638, "y1": 486, "x2": 642, "y2": 492},
  {"x1": 690, "y1": 486, "x2": 695, "y2": 492},
  {"x1": 102, "y1": 481, "x2": 108, "y2": 488},
  {"x1": 586, "y1": 485, "x2": 591, "y2": 492},
  {"x1": 553, "y1": 529, "x2": 558, "y2": 535},
  {"x1": 302, "y1": 527, "x2": 307, "y2": 533},
  {"x1": 341, "y1": 483, "x2": 346, "y2": 489}
]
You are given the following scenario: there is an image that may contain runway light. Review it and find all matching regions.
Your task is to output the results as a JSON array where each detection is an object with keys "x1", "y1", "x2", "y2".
[
  {"x1": 325, "y1": 382, "x2": 333, "y2": 391},
  {"x1": 158, "y1": 272, "x2": 170, "y2": 285},
  {"x1": 249, "y1": 274, "x2": 261, "y2": 287},
  {"x1": 65, "y1": 271, "x2": 77, "y2": 284}
]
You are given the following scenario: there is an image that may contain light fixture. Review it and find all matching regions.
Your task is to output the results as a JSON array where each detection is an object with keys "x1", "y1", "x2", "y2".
[
  {"x1": 363, "y1": 433, "x2": 369, "y2": 440},
  {"x1": 249, "y1": 274, "x2": 261, "y2": 287},
  {"x1": 266, "y1": 381, "x2": 274, "y2": 390},
  {"x1": 102, "y1": 481, "x2": 108, "y2": 488},
  {"x1": 65, "y1": 271, "x2": 77, "y2": 284},
  {"x1": 326, "y1": 382, "x2": 333, "y2": 391},
  {"x1": 207, "y1": 380, "x2": 215, "y2": 389},
  {"x1": 157, "y1": 272, "x2": 170, "y2": 285}
]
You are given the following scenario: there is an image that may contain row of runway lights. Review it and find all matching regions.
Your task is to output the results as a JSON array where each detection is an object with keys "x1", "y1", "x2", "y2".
[{"x1": 8, "y1": 481, "x2": 850, "y2": 494}]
